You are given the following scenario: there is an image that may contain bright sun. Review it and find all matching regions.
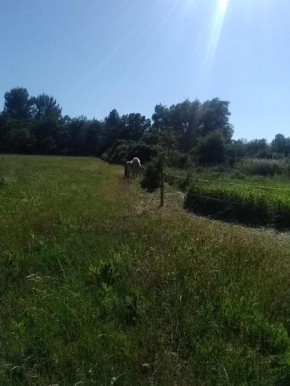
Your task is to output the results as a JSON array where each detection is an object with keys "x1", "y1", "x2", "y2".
[
  {"x1": 196, "y1": 0, "x2": 230, "y2": 89},
  {"x1": 219, "y1": 0, "x2": 230, "y2": 13},
  {"x1": 208, "y1": 0, "x2": 230, "y2": 59}
]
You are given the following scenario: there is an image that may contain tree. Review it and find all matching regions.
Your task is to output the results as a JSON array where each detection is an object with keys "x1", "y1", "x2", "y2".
[
  {"x1": 121, "y1": 113, "x2": 151, "y2": 141},
  {"x1": 98, "y1": 109, "x2": 123, "y2": 154},
  {"x1": 105, "y1": 109, "x2": 121, "y2": 128},
  {"x1": 199, "y1": 98, "x2": 233, "y2": 141},
  {"x1": 152, "y1": 98, "x2": 233, "y2": 153},
  {"x1": 32, "y1": 93, "x2": 62, "y2": 120},
  {"x1": 272, "y1": 134, "x2": 290, "y2": 157},
  {"x1": 152, "y1": 104, "x2": 171, "y2": 131},
  {"x1": 66, "y1": 116, "x2": 88, "y2": 155},
  {"x1": 246, "y1": 139, "x2": 268, "y2": 156},
  {"x1": 193, "y1": 130, "x2": 226, "y2": 165},
  {"x1": 171, "y1": 99, "x2": 201, "y2": 151},
  {"x1": 84, "y1": 119, "x2": 103, "y2": 155},
  {"x1": 3, "y1": 118, "x2": 36, "y2": 153},
  {"x1": 4, "y1": 87, "x2": 33, "y2": 119}
]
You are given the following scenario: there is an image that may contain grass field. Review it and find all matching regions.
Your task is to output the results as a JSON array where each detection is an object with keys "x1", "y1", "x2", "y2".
[{"x1": 2, "y1": 156, "x2": 290, "y2": 385}]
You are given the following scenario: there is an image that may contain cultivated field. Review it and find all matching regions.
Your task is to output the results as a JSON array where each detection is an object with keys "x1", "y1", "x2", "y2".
[
  {"x1": 1, "y1": 155, "x2": 290, "y2": 385},
  {"x1": 165, "y1": 167, "x2": 290, "y2": 229}
]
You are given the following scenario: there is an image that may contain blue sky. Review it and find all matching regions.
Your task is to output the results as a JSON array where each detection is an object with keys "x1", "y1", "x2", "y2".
[{"x1": 0, "y1": 0, "x2": 289, "y2": 140}]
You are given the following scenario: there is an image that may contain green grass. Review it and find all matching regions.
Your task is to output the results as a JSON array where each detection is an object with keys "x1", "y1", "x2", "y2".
[
  {"x1": 238, "y1": 158, "x2": 290, "y2": 177},
  {"x1": 1, "y1": 155, "x2": 290, "y2": 385}
]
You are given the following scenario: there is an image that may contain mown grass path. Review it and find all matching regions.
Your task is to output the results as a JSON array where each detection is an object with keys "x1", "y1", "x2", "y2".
[{"x1": 1, "y1": 156, "x2": 290, "y2": 385}]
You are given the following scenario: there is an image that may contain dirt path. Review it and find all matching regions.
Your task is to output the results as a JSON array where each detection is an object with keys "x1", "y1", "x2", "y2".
[{"x1": 140, "y1": 183, "x2": 290, "y2": 245}]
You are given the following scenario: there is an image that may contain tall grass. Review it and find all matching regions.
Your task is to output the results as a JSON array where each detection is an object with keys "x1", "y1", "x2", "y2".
[
  {"x1": 1, "y1": 155, "x2": 290, "y2": 385},
  {"x1": 238, "y1": 158, "x2": 290, "y2": 177}
]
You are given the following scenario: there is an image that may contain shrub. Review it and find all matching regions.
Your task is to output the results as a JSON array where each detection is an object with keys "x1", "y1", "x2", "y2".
[
  {"x1": 141, "y1": 158, "x2": 161, "y2": 192},
  {"x1": 168, "y1": 150, "x2": 189, "y2": 169},
  {"x1": 102, "y1": 140, "x2": 156, "y2": 164},
  {"x1": 238, "y1": 158, "x2": 290, "y2": 177},
  {"x1": 193, "y1": 131, "x2": 226, "y2": 165}
]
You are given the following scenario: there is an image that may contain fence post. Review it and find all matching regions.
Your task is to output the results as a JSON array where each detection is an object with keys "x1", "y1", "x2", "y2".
[{"x1": 160, "y1": 156, "x2": 164, "y2": 207}]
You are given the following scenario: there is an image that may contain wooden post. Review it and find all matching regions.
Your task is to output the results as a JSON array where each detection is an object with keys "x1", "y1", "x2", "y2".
[{"x1": 160, "y1": 156, "x2": 164, "y2": 207}]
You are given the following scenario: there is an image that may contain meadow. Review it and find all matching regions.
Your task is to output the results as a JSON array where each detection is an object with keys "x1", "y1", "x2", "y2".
[{"x1": 1, "y1": 155, "x2": 290, "y2": 385}]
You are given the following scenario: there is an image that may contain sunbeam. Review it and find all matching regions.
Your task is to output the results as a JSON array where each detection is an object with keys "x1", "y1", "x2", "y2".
[
  {"x1": 206, "y1": 0, "x2": 230, "y2": 67},
  {"x1": 197, "y1": 0, "x2": 230, "y2": 90}
]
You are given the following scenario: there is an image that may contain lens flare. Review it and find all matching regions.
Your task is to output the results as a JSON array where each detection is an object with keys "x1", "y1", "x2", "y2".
[
  {"x1": 197, "y1": 0, "x2": 230, "y2": 91},
  {"x1": 220, "y1": 0, "x2": 229, "y2": 13},
  {"x1": 207, "y1": 0, "x2": 230, "y2": 64}
]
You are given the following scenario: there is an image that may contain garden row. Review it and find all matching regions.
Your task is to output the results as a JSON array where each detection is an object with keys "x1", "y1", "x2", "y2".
[{"x1": 183, "y1": 180, "x2": 290, "y2": 229}]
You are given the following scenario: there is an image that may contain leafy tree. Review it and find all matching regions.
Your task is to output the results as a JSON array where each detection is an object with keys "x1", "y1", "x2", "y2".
[
  {"x1": 105, "y1": 109, "x2": 121, "y2": 128},
  {"x1": 171, "y1": 99, "x2": 201, "y2": 151},
  {"x1": 4, "y1": 87, "x2": 33, "y2": 119},
  {"x1": 54, "y1": 115, "x2": 72, "y2": 155},
  {"x1": 152, "y1": 104, "x2": 171, "y2": 131},
  {"x1": 246, "y1": 139, "x2": 268, "y2": 156},
  {"x1": 99, "y1": 109, "x2": 123, "y2": 153},
  {"x1": 102, "y1": 140, "x2": 156, "y2": 164},
  {"x1": 121, "y1": 113, "x2": 151, "y2": 141},
  {"x1": 1, "y1": 87, "x2": 238, "y2": 162},
  {"x1": 142, "y1": 127, "x2": 161, "y2": 146},
  {"x1": 0, "y1": 113, "x2": 8, "y2": 152},
  {"x1": 272, "y1": 134, "x2": 290, "y2": 157},
  {"x1": 152, "y1": 98, "x2": 233, "y2": 153},
  {"x1": 199, "y1": 98, "x2": 233, "y2": 141},
  {"x1": 66, "y1": 116, "x2": 88, "y2": 155},
  {"x1": 32, "y1": 94, "x2": 62, "y2": 120},
  {"x1": 83, "y1": 119, "x2": 103, "y2": 156},
  {"x1": 3, "y1": 118, "x2": 36, "y2": 153},
  {"x1": 228, "y1": 139, "x2": 247, "y2": 158},
  {"x1": 193, "y1": 131, "x2": 226, "y2": 165}
]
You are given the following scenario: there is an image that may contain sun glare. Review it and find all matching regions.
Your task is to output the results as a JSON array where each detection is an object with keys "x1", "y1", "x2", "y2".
[
  {"x1": 219, "y1": 0, "x2": 229, "y2": 13},
  {"x1": 210, "y1": 0, "x2": 230, "y2": 56},
  {"x1": 196, "y1": 0, "x2": 230, "y2": 90}
]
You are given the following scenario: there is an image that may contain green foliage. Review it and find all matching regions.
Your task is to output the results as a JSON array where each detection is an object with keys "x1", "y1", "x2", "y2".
[
  {"x1": 167, "y1": 150, "x2": 189, "y2": 169},
  {"x1": 102, "y1": 140, "x2": 156, "y2": 164},
  {"x1": 2, "y1": 86, "x2": 290, "y2": 172},
  {"x1": 4, "y1": 87, "x2": 34, "y2": 119},
  {"x1": 238, "y1": 158, "x2": 290, "y2": 177},
  {"x1": 141, "y1": 158, "x2": 161, "y2": 191},
  {"x1": 121, "y1": 113, "x2": 151, "y2": 141},
  {"x1": 32, "y1": 93, "x2": 62, "y2": 120},
  {"x1": 246, "y1": 139, "x2": 269, "y2": 156},
  {"x1": 152, "y1": 98, "x2": 233, "y2": 152},
  {"x1": 272, "y1": 134, "x2": 290, "y2": 157},
  {"x1": 193, "y1": 130, "x2": 226, "y2": 165}
]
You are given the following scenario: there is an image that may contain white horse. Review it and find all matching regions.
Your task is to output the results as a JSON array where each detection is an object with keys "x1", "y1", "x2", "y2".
[{"x1": 125, "y1": 157, "x2": 143, "y2": 179}]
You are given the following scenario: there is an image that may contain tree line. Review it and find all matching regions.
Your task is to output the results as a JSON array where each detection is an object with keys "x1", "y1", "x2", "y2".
[{"x1": 0, "y1": 87, "x2": 289, "y2": 166}]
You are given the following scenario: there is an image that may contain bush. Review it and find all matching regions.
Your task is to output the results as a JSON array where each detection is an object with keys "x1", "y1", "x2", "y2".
[
  {"x1": 102, "y1": 140, "x2": 156, "y2": 164},
  {"x1": 238, "y1": 158, "x2": 290, "y2": 177},
  {"x1": 141, "y1": 158, "x2": 161, "y2": 192},
  {"x1": 165, "y1": 170, "x2": 193, "y2": 192},
  {"x1": 193, "y1": 131, "x2": 226, "y2": 165},
  {"x1": 167, "y1": 150, "x2": 189, "y2": 169}
]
